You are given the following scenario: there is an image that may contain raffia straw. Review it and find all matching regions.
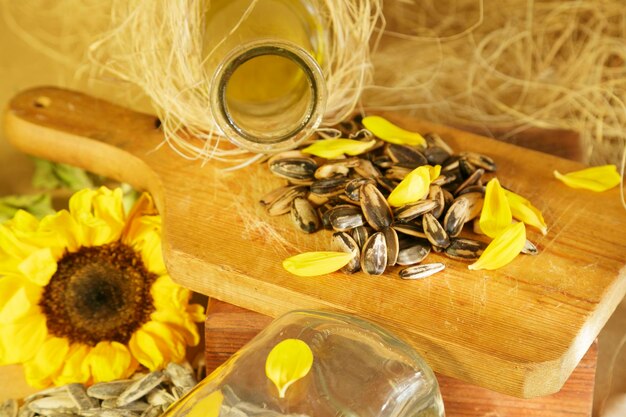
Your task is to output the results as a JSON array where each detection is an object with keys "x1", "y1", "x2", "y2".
[{"x1": 83, "y1": 0, "x2": 382, "y2": 164}]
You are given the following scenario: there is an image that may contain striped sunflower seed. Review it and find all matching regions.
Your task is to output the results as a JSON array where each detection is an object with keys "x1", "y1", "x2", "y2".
[
  {"x1": 360, "y1": 232, "x2": 387, "y2": 275},
  {"x1": 399, "y1": 263, "x2": 445, "y2": 280},
  {"x1": 331, "y1": 232, "x2": 361, "y2": 273},
  {"x1": 360, "y1": 182, "x2": 393, "y2": 230}
]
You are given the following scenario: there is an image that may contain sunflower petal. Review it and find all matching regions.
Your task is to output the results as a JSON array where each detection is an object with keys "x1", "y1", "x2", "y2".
[
  {"x1": 123, "y1": 193, "x2": 158, "y2": 243},
  {"x1": 86, "y1": 341, "x2": 135, "y2": 383},
  {"x1": 0, "y1": 276, "x2": 42, "y2": 323},
  {"x1": 282, "y1": 251, "x2": 355, "y2": 277},
  {"x1": 70, "y1": 188, "x2": 125, "y2": 246},
  {"x1": 265, "y1": 339, "x2": 313, "y2": 398},
  {"x1": 187, "y1": 390, "x2": 223, "y2": 417},
  {"x1": 479, "y1": 178, "x2": 512, "y2": 238},
  {"x1": 151, "y1": 308, "x2": 202, "y2": 346},
  {"x1": 129, "y1": 322, "x2": 186, "y2": 371},
  {"x1": 362, "y1": 116, "x2": 426, "y2": 147},
  {"x1": 387, "y1": 165, "x2": 431, "y2": 207},
  {"x1": 138, "y1": 231, "x2": 166, "y2": 275},
  {"x1": 469, "y1": 222, "x2": 526, "y2": 271},
  {"x1": 301, "y1": 139, "x2": 376, "y2": 159},
  {"x1": 554, "y1": 165, "x2": 621, "y2": 192},
  {"x1": 151, "y1": 275, "x2": 190, "y2": 310},
  {"x1": 504, "y1": 190, "x2": 548, "y2": 235},
  {"x1": 18, "y1": 248, "x2": 57, "y2": 286},
  {"x1": 39, "y1": 210, "x2": 82, "y2": 253},
  {"x1": 24, "y1": 336, "x2": 69, "y2": 388},
  {"x1": 53, "y1": 344, "x2": 91, "y2": 386},
  {"x1": 0, "y1": 313, "x2": 47, "y2": 365}
]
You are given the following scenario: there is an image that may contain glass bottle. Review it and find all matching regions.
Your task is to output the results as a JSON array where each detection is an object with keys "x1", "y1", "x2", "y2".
[
  {"x1": 164, "y1": 310, "x2": 445, "y2": 417},
  {"x1": 205, "y1": 0, "x2": 327, "y2": 153}
]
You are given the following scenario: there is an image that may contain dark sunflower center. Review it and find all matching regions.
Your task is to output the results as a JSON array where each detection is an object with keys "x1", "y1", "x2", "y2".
[{"x1": 40, "y1": 242, "x2": 158, "y2": 346}]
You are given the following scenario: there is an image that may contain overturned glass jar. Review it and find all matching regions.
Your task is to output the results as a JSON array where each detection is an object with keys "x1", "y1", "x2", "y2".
[{"x1": 164, "y1": 310, "x2": 445, "y2": 417}]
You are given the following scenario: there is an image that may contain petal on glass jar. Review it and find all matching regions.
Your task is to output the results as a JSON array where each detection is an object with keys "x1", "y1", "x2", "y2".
[{"x1": 265, "y1": 339, "x2": 313, "y2": 398}]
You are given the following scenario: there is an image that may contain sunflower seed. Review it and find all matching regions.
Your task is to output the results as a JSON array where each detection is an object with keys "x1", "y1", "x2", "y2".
[
  {"x1": 98, "y1": 410, "x2": 139, "y2": 417},
  {"x1": 354, "y1": 159, "x2": 381, "y2": 178},
  {"x1": 328, "y1": 205, "x2": 365, "y2": 231},
  {"x1": 66, "y1": 384, "x2": 98, "y2": 410},
  {"x1": 385, "y1": 144, "x2": 428, "y2": 168},
  {"x1": 382, "y1": 227, "x2": 399, "y2": 266},
  {"x1": 444, "y1": 238, "x2": 487, "y2": 261},
  {"x1": 265, "y1": 185, "x2": 308, "y2": 216},
  {"x1": 424, "y1": 146, "x2": 451, "y2": 166},
  {"x1": 394, "y1": 199, "x2": 439, "y2": 222},
  {"x1": 28, "y1": 396, "x2": 77, "y2": 415},
  {"x1": 371, "y1": 154, "x2": 393, "y2": 169},
  {"x1": 441, "y1": 155, "x2": 461, "y2": 172},
  {"x1": 17, "y1": 407, "x2": 33, "y2": 417},
  {"x1": 399, "y1": 263, "x2": 445, "y2": 280},
  {"x1": 385, "y1": 166, "x2": 412, "y2": 181},
  {"x1": 117, "y1": 372, "x2": 164, "y2": 407},
  {"x1": 424, "y1": 132, "x2": 454, "y2": 155},
  {"x1": 345, "y1": 178, "x2": 374, "y2": 201},
  {"x1": 310, "y1": 177, "x2": 350, "y2": 197},
  {"x1": 454, "y1": 168, "x2": 485, "y2": 195},
  {"x1": 350, "y1": 225, "x2": 371, "y2": 249},
  {"x1": 461, "y1": 152, "x2": 497, "y2": 172},
  {"x1": 0, "y1": 400, "x2": 17, "y2": 417},
  {"x1": 457, "y1": 184, "x2": 486, "y2": 196},
  {"x1": 443, "y1": 198, "x2": 470, "y2": 237},
  {"x1": 164, "y1": 362, "x2": 196, "y2": 393},
  {"x1": 331, "y1": 232, "x2": 361, "y2": 273},
  {"x1": 313, "y1": 158, "x2": 356, "y2": 179},
  {"x1": 361, "y1": 232, "x2": 387, "y2": 275},
  {"x1": 392, "y1": 223, "x2": 427, "y2": 239},
  {"x1": 430, "y1": 170, "x2": 457, "y2": 186},
  {"x1": 268, "y1": 157, "x2": 317, "y2": 182},
  {"x1": 423, "y1": 213, "x2": 450, "y2": 248},
  {"x1": 522, "y1": 239, "x2": 539, "y2": 255},
  {"x1": 457, "y1": 192, "x2": 484, "y2": 220},
  {"x1": 140, "y1": 406, "x2": 162, "y2": 417},
  {"x1": 25, "y1": 386, "x2": 67, "y2": 402},
  {"x1": 396, "y1": 241, "x2": 431, "y2": 266},
  {"x1": 375, "y1": 176, "x2": 398, "y2": 193},
  {"x1": 459, "y1": 158, "x2": 477, "y2": 178},
  {"x1": 360, "y1": 183, "x2": 393, "y2": 230},
  {"x1": 429, "y1": 185, "x2": 446, "y2": 218},
  {"x1": 290, "y1": 197, "x2": 320, "y2": 233}
]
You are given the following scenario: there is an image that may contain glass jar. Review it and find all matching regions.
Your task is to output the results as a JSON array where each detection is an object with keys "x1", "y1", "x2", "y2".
[
  {"x1": 205, "y1": 0, "x2": 327, "y2": 153},
  {"x1": 164, "y1": 310, "x2": 445, "y2": 417}
]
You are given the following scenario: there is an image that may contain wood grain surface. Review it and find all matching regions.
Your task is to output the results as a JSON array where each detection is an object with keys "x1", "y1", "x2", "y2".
[
  {"x1": 3, "y1": 87, "x2": 625, "y2": 398},
  {"x1": 204, "y1": 299, "x2": 597, "y2": 417}
]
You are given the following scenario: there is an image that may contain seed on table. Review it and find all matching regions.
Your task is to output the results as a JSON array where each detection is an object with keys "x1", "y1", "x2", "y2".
[
  {"x1": 459, "y1": 158, "x2": 477, "y2": 178},
  {"x1": 444, "y1": 238, "x2": 487, "y2": 261},
  {"x1": 400, "y1": 263, "x2": 445, "y2": 280},
  {"x1": 424, "y1": 145, "x2": 451, "y2": 166},
  {"x1": 28, "y1": 396, "x2": 77, "y2": 415},
  {"x1": 350, "y1": 225, "x2": 371, "y2": 249},
  {"x1": 454, "y1": 168, "x2": 485, "y2": 195},
  {"x1": 396, "y1": 241, "x2": 431, "y2": 266},
  {"x1": 423, "y1": 213, "x2": 450, "y2": 248},
  {"x1": 331, "y1": 232, "x2": 361, "y2": 273},
  {"x1": 345, "y1": 178, "x2": 374, "y2": 202},
  {"x1": 429, "y1": 185, "x2": 446, "y2": 218},
  {"x1": 66, "y1": 384, "x2": 98, "y2": 410},
  {"x1": 392, "y1": 222, "x2": 428, "y2": 239},
  {"x1": 268, "y1": 157, "x2": 317, "y2": 182},
  {"x1": 443, "y1": 198, "x2": 470, "y2": 238},
  {"x1": 116, "y1": 371, "x2": 165, "y2": 407},
  {"x1": 0, "y1": 399, "x2": 17, "y2": 417},
  {"x1": 361, "y1": 232, "x2": 387, "y2": 275},
  {"x1": 354, "y1": 158, "x2": 382, "y2": 178},
  {"x1": 310, "y1": 177, "x2": 350, "y2": 197},
  {"x1": 394, "y1": 199, "x2": 439, "y2": 222},
  {"x1": 264, "y1": 185, "x2": 308, "y2": 216},
  {"x1": 461, "y1": 151, "x2": 497, "y2": 172},
  {"x1": 360, "y1": 183, "x2": 393, "y2": 231},
  {"x1": 291, "y1": 197, "x2": 320, "y2": 233},
  {"x1": 328, "y1": 205, "x2": 365, "y2": 231},
  {"x1": 424, "y1": 132, "x2": 454, "y2": 155},
  {"x1": 522, "y1": 239, "x2": 539, "y2": 255},
  {"x1": 382, "y1": 227, "x2": 399, "y2": 266},
  {"x1": 385, "y1": 144, "x2": 428, "y2": 168}
]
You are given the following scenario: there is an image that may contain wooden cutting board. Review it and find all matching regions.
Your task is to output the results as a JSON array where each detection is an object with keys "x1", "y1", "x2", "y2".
[{"x1": 4, "y1": 87, "x2": 625, "y2": 398}]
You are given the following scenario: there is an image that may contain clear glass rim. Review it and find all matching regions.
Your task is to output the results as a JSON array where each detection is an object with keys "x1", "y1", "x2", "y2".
[{"x1": 211, "y1": 40, "x2": 327, "y2": 154}]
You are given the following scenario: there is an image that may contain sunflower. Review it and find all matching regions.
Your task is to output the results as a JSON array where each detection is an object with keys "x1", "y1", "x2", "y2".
[{"x1": 0, "y1": 187, "x2": 205, "y2": 388}]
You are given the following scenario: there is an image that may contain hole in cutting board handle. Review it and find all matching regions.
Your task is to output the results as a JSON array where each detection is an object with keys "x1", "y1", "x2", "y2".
[{"x1": 34, "y1": 96, "x2": 51, "y2": 108}]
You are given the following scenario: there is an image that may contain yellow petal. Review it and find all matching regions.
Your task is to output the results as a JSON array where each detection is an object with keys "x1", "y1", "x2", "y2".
[
  {"x1": 479, "y1": 178, "x2": 512, "y2": 238},
  {"x1": 92, "y1": 187, "x2": 125, "y2": 230},
  {"x1": 187, "y1": 390, "x2": 223, "y2": 417},
  {"x1": 266, "y1": 339, "x2": 313, "y2": 398},
  {"x1": 282, "y1": 251, "x2": 355, "y2": 277},
  {"x1": 387, "y1": 165, "x2": 431, "y2": 207},
  {"x1": 129, "y1": 321, "x2": 186, "y2": 371},
  {"x1": 0, "y1": 276, "x2": 42, "y2": 323},
  {"x1": 151, "y1": 308, "x2": 202, "y2": 346},
  {"x1": 554, "y1": 165, "x2": 621, "y2": 192},
  {"x1": 301, "y1": 139, "x2": 376, "y2": 159},
  {"x1": 362, "y1": 116, "x2": 426, "y2": 147},
  {"x1": 428, "y1": 165, "x2": 442, "y2": 181},
  {"x1": 504, "y1": 190, "x2": 548, "y2": 235},
  {"x1": 70, "y1": 187, "x2": 125, "y2": 246},
  {"x1": 18, "y1": 248, "x2": 57, "y2": 286},
  {"x1": 0, "y1": 313, "x2": 47, "y2": 365},
  {"x1": 469, "y1": 222, "x2": 526, "y2": 271},
  {"x1": 39, "y1": 210, "x2": 82, "y2": 253},
  {"x1": 86, "y1": 341, "x2": 135, "y2": 383},
  {"x1": 138, "y1": 231, "x2": 166, "y2": 275},
  {"x1": 151, "y1": 275, "x2": 190, "y2": 311},
  {"x1": 24, "y1": 336, "x2": 69, "y2": 388},
  {"x1": 53, "y1": 344, "x2": 91, "y2": 386},
  {"x1": 122, "y1": 193, "x2": 158, "y2": 242}
]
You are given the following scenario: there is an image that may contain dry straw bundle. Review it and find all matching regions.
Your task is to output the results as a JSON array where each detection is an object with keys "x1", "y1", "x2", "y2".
[{"x1": 2, "y1": 0, "x2": 626, "y2": 171}]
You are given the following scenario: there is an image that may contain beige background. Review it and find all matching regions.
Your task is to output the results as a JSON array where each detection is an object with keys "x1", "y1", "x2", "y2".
[{"x1": 0, "y1": 9, "x2": 624, "y2": 416}]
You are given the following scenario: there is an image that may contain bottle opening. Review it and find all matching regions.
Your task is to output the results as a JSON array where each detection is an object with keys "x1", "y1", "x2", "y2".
[{"x1": 212, "y1": 41, "x2": 326, "y2": 153}]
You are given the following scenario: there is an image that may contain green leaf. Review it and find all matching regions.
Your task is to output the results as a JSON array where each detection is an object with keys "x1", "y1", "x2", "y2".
[
  {"x1": 554, "y1": 165, "x2": 621, "y2": 192},
  {"x1": 301, "y1": 139, "x2": 376, "y2": 159},
  {"x1": 283, "y1": 251, "x2": 355, "y2": 277},
  {"x1": 0, "y1": 194, "x2": 54, "y2": 223},
  {"x1": 265, "y1": 339, "x2": 313, "y2": 398},
  {"x1": 32, "y1": 159, "x2": 94, "y2": 191},
  {"x1": 362, "y1": 116, "x2": 426, "y2": 147}
]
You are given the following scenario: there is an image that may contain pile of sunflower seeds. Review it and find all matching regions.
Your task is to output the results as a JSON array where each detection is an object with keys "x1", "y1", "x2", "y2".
[
  {"x1": 261, "y1": 116, "x2": 537, "y2": 279},
  {"x1": 0, "y1": 363, "x2": 200, "y2": 417}
]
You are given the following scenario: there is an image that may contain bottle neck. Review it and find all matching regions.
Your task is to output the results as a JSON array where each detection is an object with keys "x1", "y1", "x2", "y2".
[{"x1": 211, "y1": 40, "x2": 327, "y2": 154}]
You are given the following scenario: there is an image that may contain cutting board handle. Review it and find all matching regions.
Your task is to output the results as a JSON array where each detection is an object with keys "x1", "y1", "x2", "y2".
[{"x1": 3, "y1": 86, "x2": 168, "y2": 202}]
